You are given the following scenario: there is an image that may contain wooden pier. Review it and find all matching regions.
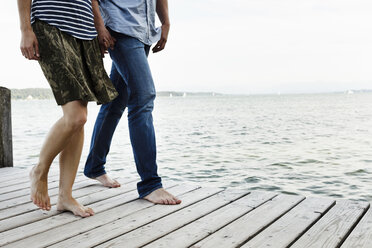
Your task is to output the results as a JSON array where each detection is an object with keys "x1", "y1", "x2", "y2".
[{"x1": 0, "y1": 167, "x2": 371, "y2": 248}]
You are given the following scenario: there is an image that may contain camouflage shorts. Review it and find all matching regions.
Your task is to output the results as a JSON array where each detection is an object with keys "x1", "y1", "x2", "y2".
[{"x1": 32, "y1": 20, "x2": 118, "y2": 105}]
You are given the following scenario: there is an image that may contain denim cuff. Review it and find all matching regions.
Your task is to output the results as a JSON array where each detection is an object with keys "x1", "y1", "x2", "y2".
[
  {"x1": 138, "y1": 183, "x2": 163, "y2": 199},
  {"x1": 84, "y1": 169, "x2": 107, "y2": 179}
]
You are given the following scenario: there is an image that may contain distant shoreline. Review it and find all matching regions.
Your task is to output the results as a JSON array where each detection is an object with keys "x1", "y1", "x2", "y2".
[
  {"x1": 10, "y1": 88, "x2": 223, "y2": 100},
  {"x1": 8, "y1": 88, "x2": 372, "y2": 100}
]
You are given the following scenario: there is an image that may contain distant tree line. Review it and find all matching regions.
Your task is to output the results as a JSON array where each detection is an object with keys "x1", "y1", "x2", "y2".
[
  {"x1": 10, "y1": 88, "x2": 221, "y2": 100},
  {"x1": 11, "y1": 88, "x2": 53, "y2": 100}
]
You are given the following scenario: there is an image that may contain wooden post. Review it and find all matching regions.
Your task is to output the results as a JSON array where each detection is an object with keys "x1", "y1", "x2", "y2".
[{"x1": 0, "y1": 87, "x2": 13, "y2": 168}]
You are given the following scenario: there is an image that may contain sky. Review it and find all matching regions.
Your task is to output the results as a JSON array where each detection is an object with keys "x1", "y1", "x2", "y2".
[{"x1": 1, "y1": 0, "x2": 371, "y2": 94}]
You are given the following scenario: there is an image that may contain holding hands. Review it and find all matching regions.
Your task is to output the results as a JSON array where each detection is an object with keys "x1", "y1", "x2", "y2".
[{"x1": 97, "y1": 26, "x2": 116, "y2": 58}]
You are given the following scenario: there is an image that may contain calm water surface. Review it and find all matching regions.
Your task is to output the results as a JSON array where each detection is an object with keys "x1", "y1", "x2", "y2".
[{"x1": 11, "y1": 93, "x2": 372, "y2": 201}]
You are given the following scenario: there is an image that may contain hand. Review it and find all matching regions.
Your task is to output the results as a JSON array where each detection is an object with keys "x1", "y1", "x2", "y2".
[
  {"x1": 152, "y1": 24, "x2": 170, "y2": 53},
  {"x1": 97, "y1": 26, "x2": 116, "y2": 58},
  {"x1": 20, "y1": 29, "x2": 40, "y2": 60}
]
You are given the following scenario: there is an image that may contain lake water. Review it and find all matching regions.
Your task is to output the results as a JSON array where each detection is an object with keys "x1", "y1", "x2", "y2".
[{"x1": 11, "y1": 93, "x2": 372, "y2": 201}]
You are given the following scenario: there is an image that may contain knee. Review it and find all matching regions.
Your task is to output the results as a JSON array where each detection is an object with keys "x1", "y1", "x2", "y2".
[
  {"x1": 110, "y1": 101, "x2": 126, "y2": 116},
  {"x1": 132, "y1": 91, "x2": 156, "y2": 108},
  {"x1": 64, "y1": 114, "x2": 87, "y2": 131},
  {"x1": 128, "y1": 92, "x2": 155, "y2": 117},
  {"x1": 100, "y1": 101, "x2": 126, "y2": 118}
]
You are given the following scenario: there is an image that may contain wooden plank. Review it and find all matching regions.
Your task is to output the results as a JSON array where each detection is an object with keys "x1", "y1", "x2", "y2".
[
  {"x1": 241, "y1": 197, "x2": 335, "y2": 248},
  {"x1": 191, "y1": 194, "x2": 305, "y2": 248},
  {"x1": 143, "y1": 191, "x2": 277, "y2": 248},
  {"x1": 0, "y1": 179, "x2": 141, "y2": 246},
  {"x1": 0, "y1": 171, "x2": 59, "y2": 195},
  {"x1": 341, "y1": 207, "x2": 372, "y2": 248},
  {"x1": 0, "y1": 178, "x2": 136, "y2": 233},
  {"x1": 0, "y1": 174, "x2": 88, "y2": 202},
  {"x1": 49, "y1": 186, "x2": 218, "y2": 248},
  {"x1": 0, "y1": 175, "x2": 95, "y2": 220},
  {"x1": 0, "y1": 167, "x2": 22, "y2": 173},
  {"x1": 0, "y1": 168, "x2": 24, "y2": 177},
  {"x1": 0, "y1": 168, "x2": 29, "y2": 180},
  {"x1": 291, "y1": 200, "x2": 369, "y2": 248},
  {"x1": 0, "y1": 170, "x2": 59, "y2": 188},
  {"x1": 0, "y1": 167, "x2": 58, "y2": 181},
  {"x1": 4, "y1": 184, "x2": 199, "y2": 248},
  {"x1": 0, "y1": 173, "x2": 105, "y2": 208},
  {"x1": 0, "y1": 168, "x2": 74, "y2": 186},
  {"x1": 0, "y1": 174, "x2": 93, "y2": 205},
  {"x1": 97, "y1": 189, "x2": 251, "y2": 247}
]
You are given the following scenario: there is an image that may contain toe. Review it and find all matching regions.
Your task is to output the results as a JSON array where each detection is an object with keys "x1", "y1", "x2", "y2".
[
  {"x1": 174, "y1": 197, "x2": 181, "y2": 204},
  {"x1": 81, "y1": 212, "x2": 90, "y2": 218},
  {"x1": 86, "y1": 207, "x2": 95, "y2": 215},
  {"x1": 113, "y1": 180, "x2": 121, "y2": 187},
  {"x1": 74, "y1": 209, "x2": 87, "y2": 217},
  {"x1": 83, "y1": 209, "x2": 91, "y2": 217}
]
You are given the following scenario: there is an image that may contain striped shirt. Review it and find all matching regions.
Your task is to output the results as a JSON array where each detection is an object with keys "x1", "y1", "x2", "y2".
[{"x1": 31, "y1": 0, "x2": 97, "y2": 40}]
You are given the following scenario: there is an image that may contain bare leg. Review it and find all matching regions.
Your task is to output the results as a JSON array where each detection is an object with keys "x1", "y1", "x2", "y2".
[
  {"x1": 29, "y1": 100, "x2": 91, "y2": 214},
  {"x1": 144, "y1": 188, "x2": 182, "y2": 205},
  {"x1": 57, "y1": 125, "x2": 94, "y2": 217},
  {"x1": 94, "y1": 174, "x2": 121, "y2": 188},
  {"x1": 30, "y1": 117, "x2": 79, "y2": 210}
]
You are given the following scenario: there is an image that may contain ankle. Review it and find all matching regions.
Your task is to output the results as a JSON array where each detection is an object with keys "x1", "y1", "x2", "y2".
[
  {"x1": 32, "y1": 164, "x2": 49, "y2": 180},
  {"x1": 58, "y1": 192, "x2": 73, "y2": 200}
]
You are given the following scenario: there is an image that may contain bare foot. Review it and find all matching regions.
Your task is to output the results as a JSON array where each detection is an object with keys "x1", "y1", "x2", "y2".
[
  {"x1": 143, "y1": 188, "x2": 182, "y2": 205},
  {"x1": 29, "y1": 166, "x2": 51, "y2": 211},
  {"x1": 94, "y1": 174, "x2": 121, "y2": 188},
  {"x1": 57, "y1": 195, "x2": 94, "y2": 217}
]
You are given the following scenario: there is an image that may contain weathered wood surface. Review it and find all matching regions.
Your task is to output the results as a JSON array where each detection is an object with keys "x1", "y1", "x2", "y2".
[
  {"x1": 241, "y1": 197, "x2": 335, "y2": 248},
  {"x1": 0, "y1": 167, "x2": 371, "y2": 248},
  {"x1": 0, "y1": 87, "x2": 12, "y2": 168},
  {"x1": 291, "y1": 200, "x2": 370, "y2": 248},
  {"x1": 341, "y1": 208, "x2": 372, "y2": 248}
]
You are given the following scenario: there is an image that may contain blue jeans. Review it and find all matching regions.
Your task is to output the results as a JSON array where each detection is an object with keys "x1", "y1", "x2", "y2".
[{"x1": 84, "y1": 31, "x2": 162, "y2": 198}]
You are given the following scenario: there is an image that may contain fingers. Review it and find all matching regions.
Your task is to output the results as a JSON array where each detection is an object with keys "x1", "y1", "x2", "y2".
[
  {"x1": 20, "y1": 30, "x2": 40, "y2": 60},
  {"x1": 104, "y1": 35, "x2": 116, "y2": 50},
  {"x1": 109, "y1": 36, "x2": 116, "y2": 50},
  {"x1": 103, "y1": 39, "x2": 110, "y2": 50},
  {"x1": 21, "y1": 48, "x2": 27, "y2": 58},
  {"x1": 26, "y1": 47, "x2": 34, "y2": 60},
  {"x1": 100, "y1": 33, "x2": 115, "y2": 51},
  {"x1": 100, "y1": 45, "x2": 106, "y2": 58},
  {"x1": 152, "y1": 38, "x2": 166, "y2": 53},
  {"x1": 34, "y1": 40, "x2": 40, "y2": 59},
  {"x1": 21, "y1": 42, "x2": 40, "y2": 60},
  {"x1": 152, "y1": 41, "x2": 162, "y2": 53}
]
